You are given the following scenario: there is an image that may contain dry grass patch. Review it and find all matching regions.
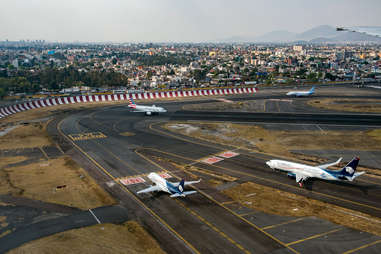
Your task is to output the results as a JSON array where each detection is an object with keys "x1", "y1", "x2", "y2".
[
  {"x1": 0, "y1": 156, "x2": 28, "y2": 168},
  {"x1": 223, "y1": 182, "x2": 381, "y2": 236},
  {"x1": 308, "y1": 98, "x2": 381, "y2": 113},
  {"x1": 8, "y1": 221, "x2": 165, "y2": 254},
  {"x1": 0, "y1": 123, "x2": 52, "y2": 150},
  {"x1": 1, "y1": 156, "x2": 116, "y2": 210},
  {"x1": 165, "y1": 122, "x2": 381, "y2": 158}
]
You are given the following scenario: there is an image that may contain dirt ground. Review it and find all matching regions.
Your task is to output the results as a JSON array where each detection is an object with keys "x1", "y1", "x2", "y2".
[
  {"x1": 1, "y1": 156, "x2": 115, "y2": 210},
  {"x1": 308, "y1": 98, "x2": 381, "y2": 113},
  {"x1": 7, "y1": 221, "x2": 165, "y2": 254},
  {"x1": 224, "y1": 182, "x2": 381, "y2": 236},
  {"x1": 0, "y1": 123, "x2": 52, "y2": 150},
  {"x1": 165, "y1": 122, "x2": 381, "y2": 158},
  {"x1": 0, "y1": 156, "x2": 27, "y2": 168}
]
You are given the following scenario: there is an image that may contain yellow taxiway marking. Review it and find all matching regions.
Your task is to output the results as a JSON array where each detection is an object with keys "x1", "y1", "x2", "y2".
[
  {"x1": 145, "y1": 147, "x2": 381, "y2": 213},
  {"x1": 261, "y1": 218, "x2": 306, "y2": 230},
  {"x1": 57, "y1": 120, "x2": 200, "y2": 254},
  {"x1": 69, "y1": 131, "x2": 107, "y2": 141},
  {"x1": 286, "y1": 227, "x2": 342, "y2": 246},
  {"x1": 342, "y1": 239, "x2": 381, "y2": 254},
  {"x1": 175, "y1": 200, "x2": 250, "y2": 254},
  {"x1": 135, "y1": 149, "x2": 300, "y2": 254},
  {"x1": 221, "y1": 200, "x2": 237, "y2": 205},
  {"x1": 239, "y1": 211, "x2": 258, "y2": 217}
]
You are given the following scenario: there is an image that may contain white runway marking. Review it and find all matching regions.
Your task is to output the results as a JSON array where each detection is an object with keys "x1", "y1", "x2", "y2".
[{"x1": 89, "y1": 209, "x2": 101, "y2": 224}]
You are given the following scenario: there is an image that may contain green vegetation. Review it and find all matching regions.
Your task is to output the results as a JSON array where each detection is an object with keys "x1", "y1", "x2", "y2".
[{"x1": 0, "y1": 67, "x2": 128, "y2": 97}]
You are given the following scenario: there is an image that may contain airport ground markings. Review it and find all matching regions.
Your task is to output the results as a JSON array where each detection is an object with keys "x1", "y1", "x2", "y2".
[
  {"x1": 150, "y1": 120, "x2": 381, "y2": 187},
  {"x1": 144, "y1": 147, "x2": 381, "y2": 216},
  {"x1": 201, "y1": 156, "x2": 224, "y2": 164},
  {"x1": 285, "y1": 227, "x2": 343, "y2": 247},
  {"x1": 218, "y1": 151, "x2": 240, "y2": 159},
  {"x1": 135, "y1": 149, "x2": 300, "y2": 254},
  {"x1": 343, "y1": 239, "x2": 381, "y2": 254},
  {"x1": 58, "y1": 119, "x2": 201, "y2": 254},
  {"x1": 261, "y1": 218, "x2": 306, "y2": 230},
  {"x1": 175, "y1": 199, "x2": 251, "y2": 254},
  {"x1": 68, "y1": 131, "x2": 107, "y2": 141}
]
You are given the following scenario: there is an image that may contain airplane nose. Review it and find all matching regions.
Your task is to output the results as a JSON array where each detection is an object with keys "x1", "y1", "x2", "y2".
[{"x1": 266, "y1": 161, "x2": 273, "y2": 168}]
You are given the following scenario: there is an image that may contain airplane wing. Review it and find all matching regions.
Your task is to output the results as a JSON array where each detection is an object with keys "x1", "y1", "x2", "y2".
[
  {"x1": 317, "y1": 157, "x2": 342, "y2": 169},
  {"x1": 170, "y1": 191, "x2": 197, "y2": 198},
  {"x1": 347, "y1": 171, "x2": 366, "y2": 181},
  {"x1": 137, "y1": 185, "x2": 161, "y2": 194},
  {"x1": 295, "y1": 173, "x2": 309, "y2": 183},
  {"x1": 172, "y1": 179, "x2": 201, "y2": 186}
]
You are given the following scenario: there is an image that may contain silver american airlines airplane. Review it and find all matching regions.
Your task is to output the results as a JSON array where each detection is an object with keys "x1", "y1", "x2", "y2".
[
  {"x1": 128, "y1": 97, "x2": 167, "y2": 115},
  {"x1": 266, "y1": 156, "x2": 365, "y2": 187}
]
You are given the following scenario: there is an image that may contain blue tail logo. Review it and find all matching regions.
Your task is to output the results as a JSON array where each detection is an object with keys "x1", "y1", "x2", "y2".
[
  {"x1": 339, "y1": 157, "x2": 359, "y2": 177},
  {"x1": 178, "y1": 179, "x2": 185, "y2": 193},
  {"x1": 309, "y1": 86, "x2": 315, "y2": 94}
]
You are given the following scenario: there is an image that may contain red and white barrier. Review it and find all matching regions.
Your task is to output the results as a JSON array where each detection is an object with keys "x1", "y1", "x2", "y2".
[{"x1": 0, "y1": 87, "x2": 257, "y2": 119}]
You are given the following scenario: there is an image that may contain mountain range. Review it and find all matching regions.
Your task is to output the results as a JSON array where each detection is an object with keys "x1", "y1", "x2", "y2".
[{"x1": 222, "y1": 25, "x2": 381, "y2": 43}]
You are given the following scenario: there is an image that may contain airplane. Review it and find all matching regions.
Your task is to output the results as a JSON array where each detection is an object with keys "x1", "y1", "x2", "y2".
[
  {"x1": 286, "y1": 86, "x2": 315, "y2": 97},
  {"x1": 128, "y1": 97, "x2": 167, "y2": 115},
  {"x1": 137, "y1": 172, "x2": 201, "y2": 197},
  {"x1": 266, "y1": 156, "x2": 365, "y2": 187}
]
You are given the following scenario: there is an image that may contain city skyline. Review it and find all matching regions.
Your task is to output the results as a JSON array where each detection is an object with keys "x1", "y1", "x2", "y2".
[{"x1": 1, "y1": 0, "x2": 381, "y2": 43}]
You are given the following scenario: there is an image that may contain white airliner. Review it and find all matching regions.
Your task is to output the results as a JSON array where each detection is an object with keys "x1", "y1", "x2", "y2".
[
  {"x1": 286, "y1": 86, "x2": 315, "y2": 97},
  {"x1": 137, "y1": 172, "x2": 201, "y2": 198},
  {"x1": 128, "y1": 98, "x2": 167, "y2": 115},
  {"x1": 266, "y1": 156, "x2": 365, "y2": 187}
]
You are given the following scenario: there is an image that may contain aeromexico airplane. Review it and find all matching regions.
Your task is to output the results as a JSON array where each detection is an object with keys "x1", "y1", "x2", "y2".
[
  {"x1": 128, "y1": 97, "x2": 167, "y2": 115},
  {"x1": 266, "y1": 157, "x2": 365, "y2": 187},
  {"x1": 137, "y1": 172, "x2": 201, "y2": 198},
  {"x1": 286, "y1": 86, "x2": 315, "y2": 97}
]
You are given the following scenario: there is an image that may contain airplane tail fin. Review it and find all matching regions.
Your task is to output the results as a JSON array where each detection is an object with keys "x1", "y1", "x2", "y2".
[
  {"x1": 178, "y1": 179, "x2": 185, "y2": 193},
  {"x1": 338, "y1": 157, "x2": 360, "y2": 179},
  {"x1": 309, "y1": 86, "x2": 315, "y2": 93},
  {"x1": 128, "y1": 97, "x2": 136, "y2": 108}
]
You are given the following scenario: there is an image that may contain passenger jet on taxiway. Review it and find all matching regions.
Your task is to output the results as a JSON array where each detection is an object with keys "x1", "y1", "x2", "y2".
[
  {"x1": 137, "y1": 172, "x2": 201, "y2": 197},
  {"x1": 266, "y1": 156, "x2": 365, "y2": 187}
]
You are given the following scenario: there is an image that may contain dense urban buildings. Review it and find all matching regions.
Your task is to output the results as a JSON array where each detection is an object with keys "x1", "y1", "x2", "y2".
[{"x1": 1, "y1": 41, "x2": 381, "y2": 99}]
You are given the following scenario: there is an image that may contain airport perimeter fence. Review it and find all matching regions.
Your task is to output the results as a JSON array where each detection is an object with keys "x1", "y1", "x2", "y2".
[{"x1": 0, "y1": 87, "x2": 257, "y2": 119}]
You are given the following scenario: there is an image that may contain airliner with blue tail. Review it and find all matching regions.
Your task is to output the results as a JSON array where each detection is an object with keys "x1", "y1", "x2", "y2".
[
  {"x1": 266, "y1": 157, "x2": 365, "y2": 187},
  {"x1": 286, "y1": 86, "x2": 315, "y2": 97},
  {"x1": 137, "y1": 172, "x2": 201, "y2": 197}
]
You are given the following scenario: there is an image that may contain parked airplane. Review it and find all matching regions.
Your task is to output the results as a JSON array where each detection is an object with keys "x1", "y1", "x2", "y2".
[
  {"x1": 128, "y1": 97, "x2": 167, "y2": 115},
  {"x1": 266, "y1": 156, "x2": 365, "y2": 187},
  {"x1": 286, "y1": 86, "x2": 315, "y2": 97},
  {"x1": 137, "y1": 172, "x2": 201, "y2": 197}
]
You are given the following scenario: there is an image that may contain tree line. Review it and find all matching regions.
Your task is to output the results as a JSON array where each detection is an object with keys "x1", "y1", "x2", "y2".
[{"x1": 0, "y1": 67, "x2": 129, "y2": 98}]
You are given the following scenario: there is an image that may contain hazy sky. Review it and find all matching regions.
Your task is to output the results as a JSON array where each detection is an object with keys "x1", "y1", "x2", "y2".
[{"x1": 1, "y1": 0, "x2": 380, "y2": 42}]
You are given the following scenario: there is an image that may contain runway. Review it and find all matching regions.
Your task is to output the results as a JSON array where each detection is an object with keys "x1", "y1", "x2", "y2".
[{"x1": 52, "y1": 90, "x2": 381, "y2": 253}]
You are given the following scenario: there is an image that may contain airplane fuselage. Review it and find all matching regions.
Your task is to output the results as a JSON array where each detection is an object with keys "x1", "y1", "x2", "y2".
[
  {"x1": 266, "y1": 160, "x2": 340, "y2": 181},
  {"x1": 147, "y1": 172, "x2": 170, "y2": 193}
]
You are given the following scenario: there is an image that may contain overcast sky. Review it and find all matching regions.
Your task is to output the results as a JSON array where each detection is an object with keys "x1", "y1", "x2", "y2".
[{"x1": 1, "y1": 0, "x2": 380, "y2": 42}]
